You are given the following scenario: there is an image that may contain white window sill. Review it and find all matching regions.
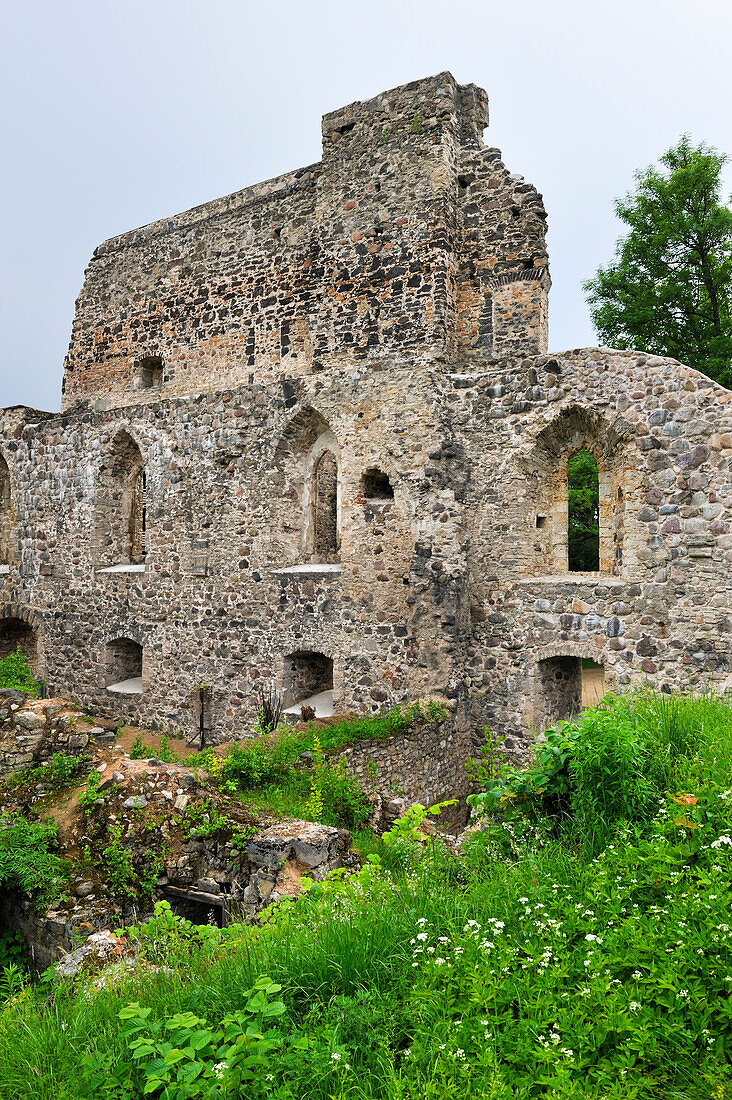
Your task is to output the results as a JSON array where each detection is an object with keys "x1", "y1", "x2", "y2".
[
  {"x1": 272, "y1": 564, "x2": 342, "y2": 575},
  {"x1": 96, "y1": 563, "x2": 146, "y2": 575},
  {"x1": 107, "y1": 676, "x2": 143, "y2": 695}
]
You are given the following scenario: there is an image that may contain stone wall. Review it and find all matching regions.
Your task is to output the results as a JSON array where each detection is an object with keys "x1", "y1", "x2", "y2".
[
  {"x1": 338, "y1": 714, "x2": 473, "y2": 813},
  {"x1": 1, "y1": 71, "x2": 731, "y2": 781},
  {"x1": 0, "y1": 693, "x2": 113, "y2": 776}
]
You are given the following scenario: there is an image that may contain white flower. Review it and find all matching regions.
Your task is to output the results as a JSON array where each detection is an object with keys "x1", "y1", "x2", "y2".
[
  {"x1": 711, "y1": 835, "x2": 732, "y2": 849},
  {"x1": 434, "y1": 957, "x2": 446, "y2": 965},
  {"x1": 330, "y1": 1051, "x2": 342, "y2": 1062},
  {"x1": 518, "y1": 897, "x2": 528, "y2": 904},
  {"x1": 416, "y1": 932, "x2": 429, "y2": 941},
  {"x1": 585, "y1": 934, "x2": 601, "y2": 942},
  {"x1": 213, "y1": 1062, "x2": 227, "y2": 1079},
  {"x1": 629, "y1": 1001, "x2": 641, "y2": 1011},
  {"x1": 455, "y1": 1048, "x2": 465, "y2": 1059}
]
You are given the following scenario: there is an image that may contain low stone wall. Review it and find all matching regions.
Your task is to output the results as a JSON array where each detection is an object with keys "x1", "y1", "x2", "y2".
[
  {"x1": 0, "y1": 692, "x2": 113, "y2": 778},
  {"x1": 336, "y1": 714, "x2": 474, "y2": 821}
]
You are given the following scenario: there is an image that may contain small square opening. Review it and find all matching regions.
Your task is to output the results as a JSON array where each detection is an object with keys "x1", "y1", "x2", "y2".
[{"x1": 137, "y1": 356, "x2": 164, "y2": 389}]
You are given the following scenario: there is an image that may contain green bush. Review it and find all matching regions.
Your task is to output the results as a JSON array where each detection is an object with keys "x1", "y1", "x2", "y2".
[
  {"x1": 319, "y1": 758, "x2": 371, "y2": 829},
  {"x1": 470, "y1": 692, "x2": 694, "y2": 845},
  {"x1": 0, "y1": 814, "x2": 68, "y2": 906},
  {"x1": 0, "y1": 649, "x2": 39, "y2": 696}
]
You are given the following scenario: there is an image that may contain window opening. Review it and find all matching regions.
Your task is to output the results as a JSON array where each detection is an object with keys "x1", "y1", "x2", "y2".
[
  {"x1": 282, "y1": 651, "x2": 333, "y2": 718},
  {"x1": 313, "y1": 451, "x2": 338, "y2": 560},
  {"x1": 0, "y1": 618, "x2": 37, "y2": 669},
  {"x1": 567, "y1": 449, "x2": 599, "y2": 571},
  {"x1": 106, "y1": 638, "x2": 143, "y2": 695},
  {"x1": 137, "y1": 356, "x2": 163, "y2": 389},
  {"x1": 361, "y1": 467, "x2": 394, "y2": 501},
  {"x1": 95, "y1": 433, "x2": 147, "y2": 567},
  {"x1": 0, "y1": 457, "x2": 11, "y2": 565}
]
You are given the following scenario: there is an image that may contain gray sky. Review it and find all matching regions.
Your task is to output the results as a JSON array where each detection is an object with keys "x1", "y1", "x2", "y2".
[{"x1": 2, "y1": 0, "x2": 731, "y2": 411}]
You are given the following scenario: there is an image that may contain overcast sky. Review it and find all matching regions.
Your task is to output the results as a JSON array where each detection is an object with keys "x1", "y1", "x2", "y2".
[{"x1": 2, "y1": 0, "x2": 731, "y2": 411}]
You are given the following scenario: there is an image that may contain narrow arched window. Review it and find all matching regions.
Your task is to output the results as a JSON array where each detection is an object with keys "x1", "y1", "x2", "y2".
[
  {"x1": 567, "y1": 449, "x2": 599, "y2": 571},
  {"x1": 129, "y1": 467, "x2": 146, "y2": 565},
  {"x1": 95, "y1": 432, "x2": 147, "y2": 567},
  {"x1": 0, "y1": 456, "x2": 11, "y2": 566},
  {"x1": 313, "y1": 450, "x2": 339, "y2": 560}
]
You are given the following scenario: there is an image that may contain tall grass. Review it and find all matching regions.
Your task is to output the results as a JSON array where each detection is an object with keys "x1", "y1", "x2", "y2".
[{"x1": 2, "y1": 690, "x2": 732, "y2": 1098}]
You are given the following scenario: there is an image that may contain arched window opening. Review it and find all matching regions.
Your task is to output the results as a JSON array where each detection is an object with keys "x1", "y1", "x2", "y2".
[
  {"x1": 361, "y1": 467, "x2": 394, "y2": 502},
  {"x1": 106, "y1": 638, "x2": 143, "y2": 695},
  {"x1": 129, "y1": 468, "x2": 146, "y2": 564},
  {"x1": 312, "y1": 450, "x2": 339, "y2": 561},
  {"x1": 137, "y1": 356, "x2": 164, "y2": 389},
  {"x1": 0, "y1": 618, "x2": 37, "y2": 670},
  {"x1": 95, "y1": 432, "x2": 147, "y2": 567},
  {"x1": 0, "y1": 457, "x2": 12, "y2": 566},
  {"x1": 567, "y1": 449, "x2": 599, "y2": 571},
  {"x1": 282, "y1": 650, "x2": 333, "y2": 718}
]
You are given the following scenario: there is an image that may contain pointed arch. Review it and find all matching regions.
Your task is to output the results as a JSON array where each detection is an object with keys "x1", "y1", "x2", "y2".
[
  {"x1": 521, "y1": 405, "x2": 634, "y2": 576},
  {"x1": 272, "y1": 406, "x2": 341, "y2": 565},
  {"x1": 94, "y1": 429, "x2": 147, "y2": 566}
]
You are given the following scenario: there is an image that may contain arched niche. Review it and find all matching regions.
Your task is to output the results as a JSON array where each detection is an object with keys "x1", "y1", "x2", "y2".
[
  {"x1": 94, "y1": 430, "x2": 147, "y2": 567},
  {"x1": 521, "y1": 406, "x2": 634, "y2": 577},
  {"x1": 272, "y1": 407, "x2": 341, "y2": 566}
]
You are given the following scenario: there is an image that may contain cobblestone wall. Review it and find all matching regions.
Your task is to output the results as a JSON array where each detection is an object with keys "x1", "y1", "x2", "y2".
[{"x1": 1, "y1": 72, "x2": 731, "y2": 778}]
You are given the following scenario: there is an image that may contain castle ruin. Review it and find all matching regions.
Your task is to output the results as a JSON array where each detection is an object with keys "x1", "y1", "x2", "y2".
[{"x1": 2, "y1": 72, "x2": 731, "y2": 776}]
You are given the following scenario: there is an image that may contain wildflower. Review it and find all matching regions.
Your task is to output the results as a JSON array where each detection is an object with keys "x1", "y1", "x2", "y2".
[
  {"x1": 629, "y1": 1002, "x2": 641, "y2": 1011},
  {"x1": 213, "y1": 1063, "x2": 227, "y2": 1079},
  {"x1": 434, "y1": 957, "x2": 446, "y2": 965},
  {"x1": 455, "y1": 1048, "x2": 465, "y2": 1059},
  {"x1": 711, "y1": 835, "x2": 732, "y2": 848},
  {"x1": 416, "y1": 932, "x2": 429, "y2": 941},
  {"x1": 330, "y1": 1051, "x2": 342, "y2": 1062}
]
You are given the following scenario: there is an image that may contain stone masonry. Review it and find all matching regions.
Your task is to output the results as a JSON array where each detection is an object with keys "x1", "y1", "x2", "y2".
[{"x1": 1, "y1": 72, "x2": 731, "y2": 773}]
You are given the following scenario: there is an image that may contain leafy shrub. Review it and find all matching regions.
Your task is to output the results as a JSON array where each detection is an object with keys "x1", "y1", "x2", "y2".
[
  {"x1": 319, "y1": 758, "x2": 371, "y2": 829},
  {"x1": 29, "y1": 752, "x2": 89, "y2": 791},
  {"x1": 100, "y1": 824, "x2": 163, "y2": 901},
  {"x1": 0, "y1": 649, "x2": 39, "y2": 696},
  {"x1": 77, "y1": 770, "x2": 103, "y2": 813},
  {"x1": 470, "y1": 695, "x2": 680, "y2": 842},
  {"x1": 0, "y1": 930, "x2": 29, "y2": 973},
  {"x1": 0, "y1": 814, "x2": 68, "y2": 905},
  {"x1": 81, "y1": 977, "x2": 289, "y2": 1098},
  {"x1": 129, "y1": 734, "x2": 154, "y2": 759}
]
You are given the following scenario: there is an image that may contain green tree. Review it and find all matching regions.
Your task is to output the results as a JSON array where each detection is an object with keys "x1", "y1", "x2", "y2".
[
  {"x1": 584, "y1": 136, "x2": 732, "y2": 386},
  {"x1": 568, "y1": 449, "x2": 599, "y2": 572}
]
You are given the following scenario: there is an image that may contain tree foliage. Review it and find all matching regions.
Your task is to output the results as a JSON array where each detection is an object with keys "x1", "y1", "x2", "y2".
[
  {"x1": 585, "y1": 136, "x2": 732, "y2": 387},
  {"x1": 568, "y1": 449, "x2": 599, "y2": 571}
]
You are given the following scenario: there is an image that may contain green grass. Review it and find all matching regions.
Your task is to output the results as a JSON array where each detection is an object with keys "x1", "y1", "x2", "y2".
[
  {"x1": 0, "y1": 649, "x2": 41, "y2": 697},
  {"x1": 2, "y1": 690, "x2": 732, "y2": 1098}
]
